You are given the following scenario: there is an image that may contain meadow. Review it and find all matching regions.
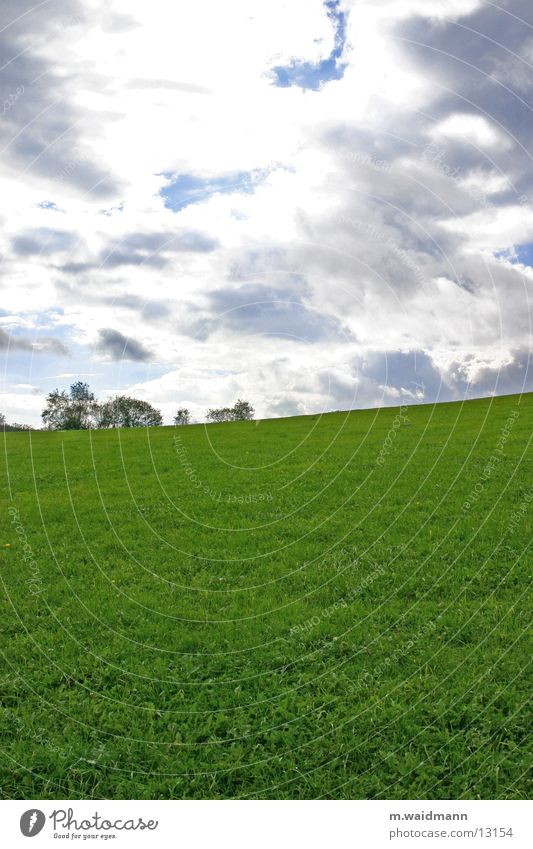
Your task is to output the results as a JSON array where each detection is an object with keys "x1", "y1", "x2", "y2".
[{"x1": 1, "y1": 393, "x2": 531, "y2": 799}]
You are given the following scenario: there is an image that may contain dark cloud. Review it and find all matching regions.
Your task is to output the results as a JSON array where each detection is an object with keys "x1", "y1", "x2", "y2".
[
  {"x1": 322, "y1": 346, "x2": 533, "y2": 410},
  {"x1": 101, "y1": 230, "x2": 218, "y2": 267},
  {"x1": 95, "y1": 328, "x2": 154, "y2": 362},
  {"x1": 311, "y1": 348, "x2": 467, "y2": 411},
  {"x1": 0, "y1": 0, "x2": 120, "y2": 199},
  {"x1": 54, "y1": 280, "x2": 171, "y2": 322},
  {"x1": 196, "y1": 283, "x2": 354, "y2": 343},
  {"x1": 317, "y1": 371, "x2": 361, "y2": 409},
  {"x1": 0, "y1": 327, "x2": 68, "y2": 355},
  {"x1": 59, "y1": 261, "x2": 94, "y2": 274},
  {"x1": 12, "y1": 228, "x2": 77, "y2": 256},
  {"x1": 57, "y1": 230, "x2": 218, "y2": 273},
  {"x1": 358, "y1": 349, "x2": 451, "y2": 401},
  {"x1": 392, "y1": 0, "x2": 533, "y2": 204},
  {"x1": 309, "y1": 349, "x2": 451, "y2": 411}
]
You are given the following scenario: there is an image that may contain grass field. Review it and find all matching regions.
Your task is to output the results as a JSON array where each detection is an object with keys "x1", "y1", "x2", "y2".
[{"x1": 1, "y1": 393, "x2": 532, "y2": 799}]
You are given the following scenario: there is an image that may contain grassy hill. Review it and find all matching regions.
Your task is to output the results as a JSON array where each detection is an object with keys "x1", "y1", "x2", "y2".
[{"x1": 1, "y1": 393, "x2": 531, "y2": 799}]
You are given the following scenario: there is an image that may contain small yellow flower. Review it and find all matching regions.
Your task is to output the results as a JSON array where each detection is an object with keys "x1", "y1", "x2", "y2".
[{"x1": 4, "y1": 544, "x2": 11, "y2": 548}]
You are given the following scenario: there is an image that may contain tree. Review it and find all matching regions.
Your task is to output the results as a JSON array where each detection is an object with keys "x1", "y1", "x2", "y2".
[
  {"x1": 97, "y1": 396, "x2": 163, "y2": 428},
  {"x1": 0, "y1": 413, "x2": 5, "y2": 427},
  {"x1": 42, "y1": 382, "x2": 98, "y2": 430},
  {"x1": 206, "y1": 400, "x2": 254, "y2": 423},
  {"x1": 173, "y1": 408, "x2": 191, "y2": 426},
  {"x1": 206, "y1": 406, "x2": 232, "y2": 423},
  {"x1": 68, "y1": 381, "x2": 98, "y2": 429},
  {"x1": 232, "y1": 399, "x2": 254, "y2": 421},
  {"x1": 42, "y1": 389, "x2": 69, "y2": 430},
  {"x1": 70, "y1": 380, "x2": 93, "y2": 401}
]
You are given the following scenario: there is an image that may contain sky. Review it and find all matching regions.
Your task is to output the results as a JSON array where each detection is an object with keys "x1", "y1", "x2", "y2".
[{"x1": 1, "y1": 0, "x2": 533, "y2": 426}]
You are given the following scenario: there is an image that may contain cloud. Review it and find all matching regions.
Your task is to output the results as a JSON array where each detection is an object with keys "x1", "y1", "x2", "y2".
[
  {"x1": 100, "y1": 230, "x2": 218, "y2": 268},
  {"x1": 445, "y1": 347, "x2": 533, "y2": 397},
  {"x1": 0, "y1": 327, "x2": 68, "y2": 355},
  {"x1": 127, "y1": 78, "x2": 212, "y2": 95},
  {"x1": 105, "y1": 294, "x2": 170, "y2": 321},
  {"x1": 0, "y1": 0, "x2": 121, "y2": 199},
  {"x1": 358, "y1": 349, "x2": 453, "y2": 402},
  {"x1": 12, "y1": 228, "x2": 77, "y2": 256},
  {"x1": 53, "y1": 280, "x2": 172, "y2": 323},
  {"x1": 429, "y1": 114, "x2": 511, "y2": 151},
  {"x1": 95, "y1": 328, "x2": 154, "y2": 362},
  {"x1": 58, "y1": 262, "x2": 95, "y2": 274},
  {"x1": 56, "y1": 230, "x2": 218, "y2": 274},
  {"x1": 196, "y1": 283, "x2": 354, "y2": 344},
  {"x1": 393, "y1": 0, "x2": 533, "y2": 202}
]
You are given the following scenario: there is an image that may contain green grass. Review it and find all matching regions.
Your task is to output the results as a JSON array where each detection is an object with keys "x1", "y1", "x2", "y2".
[{"x1": 1, "y1": 393, "x2": 532, "y2": 799}]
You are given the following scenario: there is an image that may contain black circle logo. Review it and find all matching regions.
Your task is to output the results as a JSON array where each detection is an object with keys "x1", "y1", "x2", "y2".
[{"x1": 20, "y1": 810, "x2": 46, "y2": 837}]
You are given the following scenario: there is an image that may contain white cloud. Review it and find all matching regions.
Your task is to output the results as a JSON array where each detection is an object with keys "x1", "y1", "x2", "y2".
[{"x1": 429, "y1": 114, "x2": 511, "y2": 151}]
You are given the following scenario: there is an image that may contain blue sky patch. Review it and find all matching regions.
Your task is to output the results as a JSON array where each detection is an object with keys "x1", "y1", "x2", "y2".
[
  {"x1": 160, "y1": 171, "x2": 263, "y2": 212},
  {"x1": 496, "y1": 243, "x2": 533, "y2": 267},
  {"x1": 271, "y1": 0, "x2": 348, "y2": 91},
  {"x1": 36, "y1": 200, "x2": 61, "y2": 211}
]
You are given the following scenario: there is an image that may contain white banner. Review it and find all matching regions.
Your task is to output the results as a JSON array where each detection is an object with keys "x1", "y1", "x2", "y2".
[{"x1": 1, "y1": 800, "x2": 531, "y2": 848}]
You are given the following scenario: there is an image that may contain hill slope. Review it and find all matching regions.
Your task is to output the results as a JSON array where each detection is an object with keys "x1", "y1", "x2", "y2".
[{"x1": 1, "y1": 393, "x2": 531, "y2": 798}]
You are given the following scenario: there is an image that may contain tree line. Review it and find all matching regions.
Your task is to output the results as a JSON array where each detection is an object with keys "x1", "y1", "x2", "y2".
[
  {"x1": 11, "y1": 381, "x2": 256, "y2": 430},
  {"x1": 0, "y1": 413, "x2": 34, "y2": 432}
]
